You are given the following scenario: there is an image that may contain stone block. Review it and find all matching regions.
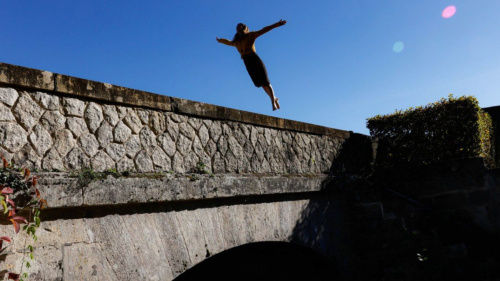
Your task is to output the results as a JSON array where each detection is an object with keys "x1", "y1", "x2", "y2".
[
  {"x1": 32, "y1": 91, "x2": 60, "y2": 110},
  {"x1": 66, "y1": 116, "x2": 89, "y2": 138},
  {"x1": 55, "y1": 74, "x2": 172, "y2": 111},
  {"x1": 40, "y1": 110, "x2": 66, "y2": 134},
  {"x1": 113, "y1": 120, "x2": 132, "y2": 143},
  {"x1": 85, "y1": 102, "x2": 104, "y2": 133},
  {"x1": 62, "y1": 97, "x2": 85, "y2": 116},
  {"x1": 0, "y1": 123, "x2": 28, "y2": 153},
  {"x1": 0, "y1": 62, "x2": 54, "y2": 90},
  {"x1": 12, "y1": 92, "x2": 44, "y2": 131},
  {"x1": 0, "y1": 102, "x2": 15, "y2": 121},
  {"x1": 0, "y1": 87, "x2": 19, "y2": 106}
]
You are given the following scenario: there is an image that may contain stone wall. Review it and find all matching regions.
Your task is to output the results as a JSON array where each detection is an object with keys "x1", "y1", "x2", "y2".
[
  {"x1": 0, "y1": 62, "x2": 356, "y2": 280},
  {"x1": 1, "y1": 198, "x2": 313, "y2": 280},
  {"x1": 0, "y1": 62, "x2": 350, "y2": 175}
]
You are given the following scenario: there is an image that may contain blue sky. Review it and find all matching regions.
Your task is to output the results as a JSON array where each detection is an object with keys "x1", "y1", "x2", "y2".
[{"x1": 1, "y1": 1, "x2": 499, "y2": 135}]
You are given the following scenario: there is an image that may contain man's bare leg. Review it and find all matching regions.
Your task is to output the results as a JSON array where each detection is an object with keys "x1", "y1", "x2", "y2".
[{"x1": 262, "y1": 84, "x2": 280, "y2": 111}]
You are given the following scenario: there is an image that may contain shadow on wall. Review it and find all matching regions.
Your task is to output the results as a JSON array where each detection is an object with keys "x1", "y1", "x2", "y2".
[
  {"x1": 172, "y1": 241, "x2": 336, "y2": 281},
  {"x1": 289, "y1": 133, "x2": 374, "y2": 280},
  {"x1": 172, "y1": 134, "x2": 373, "y2": 281}
]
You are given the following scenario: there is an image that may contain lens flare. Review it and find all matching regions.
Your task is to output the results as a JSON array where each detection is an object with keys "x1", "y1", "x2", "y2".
[
  {"x1": 442, "y1": 6, "x2": 456, "y2": 18},
  {"x1": 393, "y1": 41, "x2": 404, "y2": 53}
]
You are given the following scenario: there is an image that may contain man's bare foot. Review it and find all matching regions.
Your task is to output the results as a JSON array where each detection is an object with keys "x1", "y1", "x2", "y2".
[{"x1": 275, "y1": 98, "x2": 280, "y2": 109}]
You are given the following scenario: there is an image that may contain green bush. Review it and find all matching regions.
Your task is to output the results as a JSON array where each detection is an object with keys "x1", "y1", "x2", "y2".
[{"x1": 367, "y1": 95, "x2": 494, "y2": 170}]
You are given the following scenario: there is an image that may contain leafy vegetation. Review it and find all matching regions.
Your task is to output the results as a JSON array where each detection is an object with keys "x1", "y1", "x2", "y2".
[
  {"x1": 367, "y1": 94, "x2": 494, "y2": 169},
  {"x1": 71, "y1": 167, "x2": 122, "y2": 187},
  {"x1": 0, "y1": 155, "x2": 46, "y2": 281}
]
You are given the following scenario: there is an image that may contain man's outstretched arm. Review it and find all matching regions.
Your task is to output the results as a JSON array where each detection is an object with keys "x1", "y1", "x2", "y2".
[
  {"x1": 216, "y1": 37, "x2": 235, "y2": 46},
  {"x1": 255, "y1": 19, "x2": 287, "y2": 37}
]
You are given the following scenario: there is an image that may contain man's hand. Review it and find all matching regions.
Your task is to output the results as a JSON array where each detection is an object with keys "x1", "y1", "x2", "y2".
[{"x1": 277, "y1": 19, "x2": 287, "y2": 26}]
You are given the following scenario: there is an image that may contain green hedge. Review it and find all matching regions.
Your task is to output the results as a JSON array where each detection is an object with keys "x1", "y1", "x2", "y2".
[{"x1": 367, "y1": 95, "x2": 494, "y2": 170}]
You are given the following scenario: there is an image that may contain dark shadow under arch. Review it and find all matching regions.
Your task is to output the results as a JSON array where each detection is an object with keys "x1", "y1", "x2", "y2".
[{"x1": 174, "y1": 241, "x2": 340, "y2": 281}]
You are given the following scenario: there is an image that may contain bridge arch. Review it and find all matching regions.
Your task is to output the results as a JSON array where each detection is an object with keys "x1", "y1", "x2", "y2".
[{"x1": 174, "y1": 241, "x2": 339, "y2": 280}]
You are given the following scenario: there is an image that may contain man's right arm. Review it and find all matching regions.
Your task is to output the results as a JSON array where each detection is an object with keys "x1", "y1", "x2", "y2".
[{"x1": 216, "y1": 37, "x2": 235, "y2": 46}]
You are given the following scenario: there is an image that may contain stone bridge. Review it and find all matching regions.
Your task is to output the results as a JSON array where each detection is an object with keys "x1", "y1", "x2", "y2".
[{"x1": 0, "y1": 63, "x2": 364, "y2": 280}]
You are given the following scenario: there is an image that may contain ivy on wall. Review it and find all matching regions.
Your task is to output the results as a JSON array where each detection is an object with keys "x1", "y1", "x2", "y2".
[{"x1": 0, "y1": 155, "x2": 46, "y2": 281}]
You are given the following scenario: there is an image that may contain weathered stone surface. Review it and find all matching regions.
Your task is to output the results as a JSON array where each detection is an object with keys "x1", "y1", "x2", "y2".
[
  {"x1": 96, "y1": 121, "x2": 114, "y2": 147},
  {"x1": 172, "y1": 152, "x2": 185, "y2": 173},
  {"x1": 184, "y1": 151, "x2": 199, "y2": 173},
  {"x1": 0, "y1": 146, "x2": 13, "y2": 162},
  {"x1": 150, "y1": 111, "x2": 166, "y2": 134},
  {"x1": 166, "y1": 120, "x2": 179, "y2": 141},
  {"x1": 192, "y1": 136, "x2": 203, "y2": 157},
  {"x1": 63, "y1": 243, "x2": 118, "y2": 280},
  {"x1": 137, "y1": 109, "x2": 150, "y2": 124},
  {"x1": 42, "y1": 148, "x2": 65, "y2": 171},
  {"x1": 123, "y1": 109, "x2": 142, "y2": 134},
  {"x1": 53, "y1": 129, "x2": 76, "y2": 157},
  {"x1": 102, "y1": 104, "x2": 120, "y2": 126},
  {"x1": 40, "y1": 110, "x2": 66, "y2": 134},
  {"x1": 117, "y1": 156, "x2": 135, "y2": 172},
  {"x1": 0, "y1": 123, "x2": 27, "y2": 152},
  {"x1": 135, "y1": 150, "x2": 154, "y2": 172},
  {"x1": 12, "y1": 92, "x2": 44, "y2": 130},
  {"x1": 187, "y1": 117, "x2": 202, "y2": 131},
  {"x1": 13, "y1": 143, "x2": 41, "y2": 168},
  {"x1": 0, "y1": 103, "x2": 15, "y2": 121},
  {"x1": 228, "y1": 136, "x2": 244, "y2": 161},
  {"x1": 106, "y1": 143, "x2": 126, "y2": 162},
  {"x1": 29, "y1": 124, "x2": 53, "y2": 156},
  {"x1": 32, "y1": 91, "x2": 60, "y2": 110},
  {"x1": 62, "y1": 97, "x2": 86, "y2": 116},
  {"x1": 159, "y1": 133, "x2": 176, "y2": 157},
  {"x1": 54, "y1": 73, "x2": 172, "y2": 111},
  {"x1": 169, "y1": 112, "x2": 187, "y2": 123},
  {"x1": 198, "y1": 124, "x2": 209, "y2": 146},
  {"x1": 66, "y1": 116, "x2": 88, "y2": 137},
  {"x1": 79, "y1": 133, "x2": 100, "y2": 157},
  {"x1": 217, "y1": 135, "x2": 228, "y2": 156},
  {"x1": 213, "y1": 152, "x2": 225, "y2": 173},
  {"x1": 1, "y1": 247, "x2": 63, "y2": 280},
  {"x1": 206, "y1": 139, "x2": 217, "y2": 157},
  {"x1": 85, "y1": 102, "x2": 104, "y2": 133},
  {"x1": 139, "y1": 126, "x2": 157, "y2": 153},
  {"x1": 125, "y1": 134, "x2": 141, "y2": 158},
  {"x1": 113, "y1": 120, "x2": 132, "y2": 143},
  {"x1": 92, "y1": 151, "x2": 115, "y2": 171},
  {"x1": 0, "y1": 63, "x2": 54, "y2": 90},
  {"x1": 224, "y1": 150, "x2": 238, "y2": 173},
  {"x1": 65, "y1": 147, "x2": 90, "y2": 170},
  {"x1": 177, "y1": 134, "x2": 192, "y2": 156},
  {"x1": 117, "y1": 105, "x2": 128, "y2": 119},
  {"x1": 179, "y1": 122, "x2": 196, "y2": 140},
  {"x1": 0, "y1": 87, "x2": 19, "y2": 106},
  {"x1": 176, "y1": 210, "x2": 207, "y2": 265},
  {"x1": 31, "y1": 173, "x2": 326, "y2": 209},
  {"x1": 152, "y1": 146, "x2": 171, "y2": 171}
]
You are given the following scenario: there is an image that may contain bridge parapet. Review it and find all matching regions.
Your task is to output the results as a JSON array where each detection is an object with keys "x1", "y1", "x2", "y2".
[
  {"x1": 0, "y1": 62, "x2": 349, "y2": 175},
  {"x1": 0, "y1": 62, "x2": 359, "y2": 280}
]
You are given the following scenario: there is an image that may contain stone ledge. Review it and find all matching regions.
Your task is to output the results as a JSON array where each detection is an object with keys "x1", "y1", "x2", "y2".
[
  {"x1": 38, "y1": 172, "x2": 329, "y2": 208},
  {"x1": 0, "y1": 62, "x2": 54, "y2": 91},
  {"x1": 0, "y1": 62, "x2": 351, "y2": 137},
  {"x1": 55, "y1": 74, "x2": 172, "y2": 111}
]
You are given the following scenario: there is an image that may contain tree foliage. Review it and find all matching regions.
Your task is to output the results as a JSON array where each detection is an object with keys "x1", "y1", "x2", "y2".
[{"x1": 367, "y1": 95, "x2": 494, "y2": 170}]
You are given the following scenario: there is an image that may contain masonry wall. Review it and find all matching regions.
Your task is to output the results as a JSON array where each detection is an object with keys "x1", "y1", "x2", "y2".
[
  {"x1": 0, "y1": 62, "x2": 355, "y2": 280},
  {"x1": 0, "y1": 62, "x2": 349, "y2": 175}
]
